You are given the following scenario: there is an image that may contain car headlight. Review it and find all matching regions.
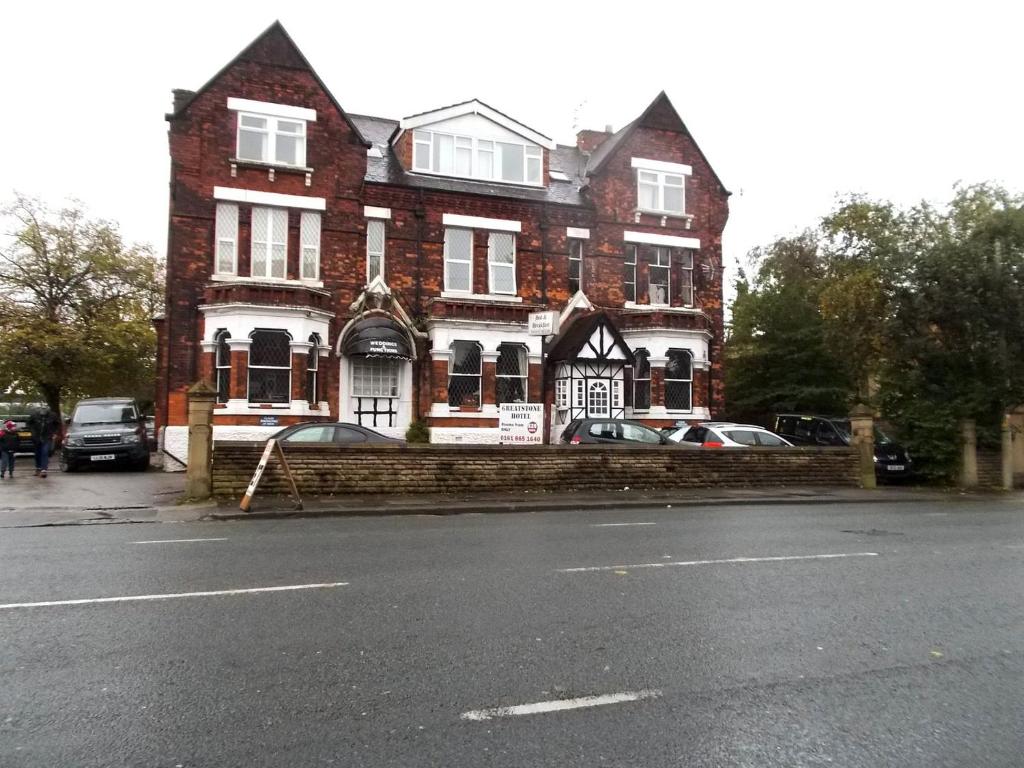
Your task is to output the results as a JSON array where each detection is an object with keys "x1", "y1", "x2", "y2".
[
  {"x1": 123, "y1": 434, "x2": 141, "y2": 444},
  {"x1": 872, "y1": 455, "x2": 879, "y2": 463},
  {"x1": 66, "y1": 436, "x2": 83, "y2": 447}
]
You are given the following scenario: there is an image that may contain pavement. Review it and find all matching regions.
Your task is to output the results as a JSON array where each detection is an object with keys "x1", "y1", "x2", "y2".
[{"x1": 1, "y1": 499, "x2": 1022, "y2": 767}]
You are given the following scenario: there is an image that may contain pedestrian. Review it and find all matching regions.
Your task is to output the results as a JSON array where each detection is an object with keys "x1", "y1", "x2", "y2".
[
  {"x1": 27, "y1": 405, "x2": 61, "y2": 479},
  {"x1": 0, "y1": 419, "x2": 18, "y2": 479}
]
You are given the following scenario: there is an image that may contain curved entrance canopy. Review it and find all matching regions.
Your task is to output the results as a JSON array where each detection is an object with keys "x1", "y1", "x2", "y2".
[{"x1": 341, "y1": 316, "x2": 413, "y2": 359}]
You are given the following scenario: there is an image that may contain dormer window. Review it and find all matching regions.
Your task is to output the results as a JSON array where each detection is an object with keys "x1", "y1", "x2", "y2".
[
  {"x1": 412, "y1": 129, "x2": 542, "y2": 185},
  {"x1": 228, "y1": 98, "x2": 316, "y2": 168}
]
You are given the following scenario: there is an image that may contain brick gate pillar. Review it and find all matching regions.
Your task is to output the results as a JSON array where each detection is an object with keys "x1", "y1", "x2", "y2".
[
  {"x1": 849, "y1": 404, "x2": 876, "y2": 489},
  {"x1": 185, "y1": 380, "x2": 217, "y2": 500},
  {"x1": 1002, "y1": 412, "x2": 1014, "y2": 491},
  {"x1": 1009, "y1": 405, "x2": 1024, "y2": 487},
  {"x1": 958, "y1": 419, "x2": 978, "y2": 489}
]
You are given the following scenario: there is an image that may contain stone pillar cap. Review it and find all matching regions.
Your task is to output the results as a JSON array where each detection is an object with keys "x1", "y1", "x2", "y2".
[{"x1": 187, "y1": 380, "x2": 218, "y2": 398}]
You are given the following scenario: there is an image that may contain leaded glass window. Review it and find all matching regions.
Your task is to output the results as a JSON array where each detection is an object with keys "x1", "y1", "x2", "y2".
[
  {"x1": 300, "y1": 212, "x2": 320, "y2": 281},
  {"x1": 444, "y1": 228, "x2": 473, "y2": 292},
  {"x1": 496, "y1": 343, "x2": 527, "y2": 404},
  {"x1": 248, "y1": 330, "x2": 291, "y2": 404},
  {"x1": 665, "y1": 349, "x2": 693, "y2": 411},
  {"x1": 367, "y1": 219, "x2": 385, "y2": 283},
  {"x1": 448, "y1": 341, "x2": 482, "y2": 409},
  {"x1": 305, "y1": 333, "x2": 320, "y2": 404}
]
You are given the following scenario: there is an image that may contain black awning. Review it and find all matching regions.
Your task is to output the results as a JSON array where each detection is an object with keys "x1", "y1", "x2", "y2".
[{"x1": 342, "y1": 316, "x2": 413, "y2": 359}]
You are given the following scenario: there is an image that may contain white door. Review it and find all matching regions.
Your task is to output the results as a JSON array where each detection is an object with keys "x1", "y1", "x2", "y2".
[{"x1": 587, "y1": 379, "x2": 610, "y2": 418}]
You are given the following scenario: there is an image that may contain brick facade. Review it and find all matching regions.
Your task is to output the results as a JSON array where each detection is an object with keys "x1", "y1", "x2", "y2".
[{"x1": 158, "y1": 22, "x2": 730, "y2": 460}]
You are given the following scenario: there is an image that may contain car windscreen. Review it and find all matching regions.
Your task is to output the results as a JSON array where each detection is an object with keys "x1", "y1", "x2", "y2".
[
  {"x1": 832, "y1": 420, "x2": 893, "y2": 445},
  {"x1": 73, "y1": 403, "x2": 138, "y2": 425}
]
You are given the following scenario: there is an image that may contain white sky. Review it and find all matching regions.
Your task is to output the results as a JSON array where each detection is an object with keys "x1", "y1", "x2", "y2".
[{"x1": 2, "y1": 1, "x2": 1021, "y2": 288}]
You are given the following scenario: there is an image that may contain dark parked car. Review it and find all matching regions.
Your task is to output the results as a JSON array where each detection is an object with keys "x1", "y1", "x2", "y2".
[
  {"x1": 774, "y1": 414, "x2": 913, "y2": 479},
  {"x1": 271, "y1": 422, "x2": 404, "y2": 445},
  {"x1": 560, "y1": 419, "x2": 684, "y2": 446},
  {"x1": 61, "y1": 398, "x2": 150, "y2": 472}
]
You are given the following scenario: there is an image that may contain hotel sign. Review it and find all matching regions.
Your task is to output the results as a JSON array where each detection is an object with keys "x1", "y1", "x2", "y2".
[{"x1": 499, "y1": 403, "x2": 544, "y2": 444}]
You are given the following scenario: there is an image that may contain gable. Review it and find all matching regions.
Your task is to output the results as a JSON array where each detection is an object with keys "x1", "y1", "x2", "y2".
[
  {"x1": 546, "y1": 311, "x2": 634, "y2": 364},
  {"x1": 397, "y1": 99, "x2": 555, "y2": 150},
  {"x1": 415, "y1": 113, "x2": 543, "y2": 148}
]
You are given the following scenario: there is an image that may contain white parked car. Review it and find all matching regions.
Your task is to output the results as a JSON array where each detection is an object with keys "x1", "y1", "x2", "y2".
[{"x1": 667, "y1": 422, "x2": 793, "y2": 448}]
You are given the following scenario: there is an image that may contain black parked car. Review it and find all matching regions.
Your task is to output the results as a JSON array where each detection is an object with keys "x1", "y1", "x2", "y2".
[
  {"x1": 61, "y1": 397, "x2": 150, "y2": 472},
  {"x1": 271, "y1": 422, "x2": 404, "y2": 445},
  {"x1": 774, "y1": 414, "x2": 913, "y2": 479},
  {"x1": 560, "y1": 419, "x2": 687, "y2": 446}
]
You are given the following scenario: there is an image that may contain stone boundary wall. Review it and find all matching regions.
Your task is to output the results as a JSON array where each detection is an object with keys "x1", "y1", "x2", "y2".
[{"x1": 212, "y1": 443, "x2": 859, "y2": 499}]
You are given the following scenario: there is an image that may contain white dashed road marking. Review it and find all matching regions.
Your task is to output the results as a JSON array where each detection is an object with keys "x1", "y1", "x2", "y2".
[
  {"x1": 590, "y1": 522, "x2": 657, "y2": 528},
  {"x1": 558, "y1": 552, "x2": 879, "y2": 573},
  {"x1": 132, "y1": 538, "x2": 229, "y2": 544},
  {"x1": 0, "y1": 582, "x2": 349, "y2": 610},
  {"x1": 461, "y1": 690, "x2": 662, "y2": 721}
]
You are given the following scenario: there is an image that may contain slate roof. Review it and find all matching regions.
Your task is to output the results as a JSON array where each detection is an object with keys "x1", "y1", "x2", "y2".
[{"x1": 349, "y1": 114, "x2": 588, "y2": 207}]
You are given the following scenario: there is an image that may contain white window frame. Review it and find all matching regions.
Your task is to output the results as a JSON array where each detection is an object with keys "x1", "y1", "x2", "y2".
[
  {"x1": 487, "y1": 232, "x2": 517, "y2": 295},
  {"x1": 299, "y1": 212, "x2": 321, "y2": 281},
  {"x1": 247, "y1": 329, "x2": 292, "y2": 405},
  {"x1": 214, "y1": 203, "x2": 238, "y2": 275},
  {"x1": 236, "y1": 111, "x2": 308, "y2": 168},
  {"x1": 251, "y1": 207, "x2": 289, "y2": 280},
  {"x1": 649, "y1": 247, "x2": 672, "y2": 307},
  {"x1": 636, "y1": 169, "x2": 686, "y2": 215},
  {"x1": 632, "y1": 349, "x2": 651, "y2": 413},
  {"x1": 555, "y1": 378, "x2": 568, "y2": 409},
  {"x1": 624, "y1": 245, "x2": 637, "y2": 303},
  {"x1": 678, "y1": 249, "x2": 695, "y2": 307},
  {"x1": 444, "y1": 228, "x2": 474, "y2": 293},
  {"x1": 411, "y1": 129, "x2": 543, "y2": 186},
  {"x1": 568, "y1": 239, "x2": 584, "y2": 294},
  {"x1": 366, "y1": 218, "x2": 385, "y2": 284},
  {"x1": 305, "y1": 333, "x2": 320, "y2": 404},
  {"x1": 448, "y1": 341, "x2": 483, "y2": 411},
  {"x1": 351, "y1": 357, "x2": 401, "y2": 398},
  {"x1": 214, "y1": 329, "x2": 231, "y2": 404}
]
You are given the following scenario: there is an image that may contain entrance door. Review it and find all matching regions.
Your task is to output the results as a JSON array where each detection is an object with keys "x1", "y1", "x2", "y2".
[
  {"x1": 342, "y1": 356, "x2": 412, "y2": 438},
  {"x1": 587, "y1": 379, "x2": 610, "y2": 418}
]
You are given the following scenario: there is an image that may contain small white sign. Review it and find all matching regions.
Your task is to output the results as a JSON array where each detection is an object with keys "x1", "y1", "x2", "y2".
[
  {"x1": 499, "y1": 403, "x2": 544, "y2": 444},
  {"x1": 528, "y1": 311, "x2": 559, "y2": 336}
]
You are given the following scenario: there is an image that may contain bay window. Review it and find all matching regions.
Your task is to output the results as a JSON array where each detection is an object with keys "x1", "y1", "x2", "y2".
[
  {"x1": 248, "y1": 330, "x2": 291, "y2": 404},
  {"x1": 665, "y1": 349, "x2": 693, "y2": 411},
  {"x1": 496, "y1": 343, "x2": 528, "y2": 404},
  {"x1": 237, "y1": 113, "x2": 307, "y2": 167},
  {"x1": 633, "y1": 348, "x2": 651, "y2": 411},
  {"x1": 251, "y1": 207, "x2": 288, "y2": 279},
  {"x1": 215, "y1": 330, "x2": 231, "y2": 403},
  {"x1": 305, "y1": 333, "x2": 320, "y2": 404},
  {"x1": 448, "y1": 341, "x2": 482, "y2": 409}
]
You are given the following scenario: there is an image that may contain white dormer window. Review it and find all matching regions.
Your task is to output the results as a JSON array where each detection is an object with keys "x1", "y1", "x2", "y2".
[
  {"x1": 632, "y1": 158, "x2": 692, "y2": 216},
  {"x1": 228, "y1": 98, "x2": 316, "y2": 168},
  {"x1": 412, "y1": 129, "x2": 542, "y2": 185}
]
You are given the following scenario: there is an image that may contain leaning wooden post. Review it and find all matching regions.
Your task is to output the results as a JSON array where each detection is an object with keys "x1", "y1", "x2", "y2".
[
  {"x1": 849, "y1": 404, "x2": 876, "y2": 489},
  {"x1": 1001, "y1": 411, "x2": 1014, "y2": 491},
  {"x1": 185, "y1": 380, "x2": 218, "y2": 500},
  {"x1": 958, "y1": 418, "x2": 978, "y2": 489}
]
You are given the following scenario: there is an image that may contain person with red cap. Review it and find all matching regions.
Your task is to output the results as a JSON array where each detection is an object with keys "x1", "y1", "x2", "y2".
[{"x1": 0, "y1": 419, "x2": 18, "y2": 479}]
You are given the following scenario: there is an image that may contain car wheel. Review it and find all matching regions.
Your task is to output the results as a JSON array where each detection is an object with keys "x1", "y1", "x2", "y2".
[{"x1": 59, "y1": 453, "x2": 77, "y2": 473}]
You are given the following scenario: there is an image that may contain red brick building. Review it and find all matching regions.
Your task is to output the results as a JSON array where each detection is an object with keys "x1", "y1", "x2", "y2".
[{"x1": 156, "y1": 21, "x2": 729, "y2": 462}]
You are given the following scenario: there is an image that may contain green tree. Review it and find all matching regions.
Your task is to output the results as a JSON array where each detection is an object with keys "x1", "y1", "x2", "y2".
[{"x1": 0, "y1": 195, "x2": 163, "y2": 416}]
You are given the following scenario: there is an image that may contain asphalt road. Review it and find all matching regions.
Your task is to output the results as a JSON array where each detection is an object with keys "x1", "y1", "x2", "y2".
[{"x1": 1, "y1": 499, "x2": 1022, "y2": 767}]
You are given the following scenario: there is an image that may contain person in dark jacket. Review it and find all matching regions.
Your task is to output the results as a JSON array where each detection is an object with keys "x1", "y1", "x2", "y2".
[
  {"x1": 0, "y1": 420, "x2": 18, "y2": 479},
  {"x1": 27, "y1": 406, "x2": 61, "y2": 478}
]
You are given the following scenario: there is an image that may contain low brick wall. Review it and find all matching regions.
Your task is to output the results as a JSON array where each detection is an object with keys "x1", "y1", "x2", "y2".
[{"x1": 212, "y1": 442, "x2": 859, "y2": 499}]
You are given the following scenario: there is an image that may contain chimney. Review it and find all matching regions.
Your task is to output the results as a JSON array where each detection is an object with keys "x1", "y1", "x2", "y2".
[
  {"x1": 172, "y1": 89, "x2": 196, "y2": 113},
  {"x1": 576, "y1": 127, "x2": 613, "y2": 153}
]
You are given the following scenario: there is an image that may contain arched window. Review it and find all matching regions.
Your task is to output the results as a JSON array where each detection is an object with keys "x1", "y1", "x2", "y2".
[
  {"x1": 214, "y1": 330, "x2": 231, "y2": 404},
  {"x1": 496, "y1": 343, "x2": 527, "y2": 404},
  {"x1": 665, "y1": 349, "x2": 693, "y2": 412},
  {"x1": 448, "y1": 341, "x2": 482, "y2": 409},
  {"x1": 248, "y1": 330, "x2": 292, "y2": 404},
  {"x1": 306, "y1": 333, "x2": 321, "y2": 404},
  {"x1": 633, "y1": 348, "x2": 650, "y2": 412}
]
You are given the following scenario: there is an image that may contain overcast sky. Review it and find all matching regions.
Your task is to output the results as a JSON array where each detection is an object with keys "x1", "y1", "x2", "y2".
[{"x1": 3, "y1": 1, "x2": 1021, "y2": 286}]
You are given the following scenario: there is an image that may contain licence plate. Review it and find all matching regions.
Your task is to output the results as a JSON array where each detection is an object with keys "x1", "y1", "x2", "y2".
[
  {"x1": 19, "y1": 432, "x2": 30, "y2": 438},
  {"x1": 887, "y1": 464, "x2": 905, "y2": 471},
  {"x1": 90, "y1": 454, "x2": 116, "y2": 462}
]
